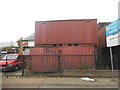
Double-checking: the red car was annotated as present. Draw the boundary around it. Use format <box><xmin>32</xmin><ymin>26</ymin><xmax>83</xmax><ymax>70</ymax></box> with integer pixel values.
<box><xmin>0</xmin><ymin>54</ymin><xmax>23</xmax><ymax>71</ymax></box>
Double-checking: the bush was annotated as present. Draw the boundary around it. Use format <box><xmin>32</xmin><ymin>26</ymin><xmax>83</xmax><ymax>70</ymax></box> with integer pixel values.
<box><xmin>79</xmin><ymin>62</ymin><xmax>91</xmax><ymax>70</ymax></box>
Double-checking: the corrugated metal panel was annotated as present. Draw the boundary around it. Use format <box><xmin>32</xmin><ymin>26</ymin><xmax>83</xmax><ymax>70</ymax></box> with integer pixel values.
<box><xmin>60</xmin><ymin>56</ymin><xmax>95</xmax><ymax>70</ymax></box>
<box><xmin>31</xmin><ymin>56</ymin><xmax>58</xmax><ymax>72</ymax></box>
<box><xmin>30</xmin><ymin>46</ymin><xmax>95</xmax><ymax>72</ymax></box>
<box><xmin>30</xmin><ymin>55</ymin><xmax>95</xmax><ymax>72</ymax></box>
<box><xmin>30</xmin><ymin>45</ymin><xmax>95</xmax><ymax>55</ymax></box>
<box><xmin>35</xmin><ymin>19</ymin><xmax>98</xmax><ymax>46</ymax></box>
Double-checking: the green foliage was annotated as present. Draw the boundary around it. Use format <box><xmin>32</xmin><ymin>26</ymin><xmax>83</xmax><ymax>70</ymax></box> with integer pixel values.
<box><xmin>16</xmin><ymin>37</ymin><xmax>23</xmax><ymax>47</ymax></box>
<box><xmin>79</xmin><ymin>62</ymin><xmax>91</xmax><ymax>70</ymax></box>
<box><xmin>2</xmin><ymin>46</ymin><xmax>18</xmax><ymax>51</ymax></box>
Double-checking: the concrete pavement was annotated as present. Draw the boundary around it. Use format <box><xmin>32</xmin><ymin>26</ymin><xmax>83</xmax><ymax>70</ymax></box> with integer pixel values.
<box><xmin>2</xmin><ymin>77</ymin><xmax>118</xmax><ymax>88</ymax></box>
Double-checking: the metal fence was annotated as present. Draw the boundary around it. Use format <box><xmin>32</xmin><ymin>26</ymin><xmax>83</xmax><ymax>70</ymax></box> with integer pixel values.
<box><xmin>22</xmin><ymin>53</ymin><xmax>120</xmax><ymax>74</ymax></box>
<box><xmin>0</xmin><ymin>54</ymin><xmax>119</xmax><ymax>77</ymax></box>
<box><xmin>21</xmin><ymin>55</ymin><xmax>97</xmax><ymax>75</ymax></box>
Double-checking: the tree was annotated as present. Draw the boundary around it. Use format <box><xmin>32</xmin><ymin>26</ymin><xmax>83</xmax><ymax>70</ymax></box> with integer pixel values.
<box><xmin>16</xmin><ymin>37</ymin><xmax>23</xmax><ymax>47</ymax></box>
<box><xmin>2</xmin><ymin>46</ymin><xmax>18</xmax><ymax>51</ymax></box>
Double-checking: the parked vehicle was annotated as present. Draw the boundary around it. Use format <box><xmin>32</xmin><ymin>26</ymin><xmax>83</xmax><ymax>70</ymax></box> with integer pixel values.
<box><xmin>0</xmin><ymin>51</ymin><xmax>7</xmax><ymax>60</ymax></box>
<box><xmin>0</xmin><ymin>54</ymin><xmax>23</xmax><ymax>71</ymax></box>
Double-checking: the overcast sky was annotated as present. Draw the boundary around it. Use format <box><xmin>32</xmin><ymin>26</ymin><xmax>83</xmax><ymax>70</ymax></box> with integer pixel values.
<box><xmin>0</xmin><ymin>0</ymin><xmax>119</xmax><ymax>43</ymax></box>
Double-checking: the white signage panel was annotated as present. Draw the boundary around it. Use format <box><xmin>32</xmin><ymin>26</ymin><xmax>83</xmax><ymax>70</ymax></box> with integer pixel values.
<box><xmin>28</xmin><ymin>41</ymin><xmax>34</xmax><ymax>47</ymax></box>
<box><xmin>106</xmin><ymin>33</ymin><xmax>119</xmax><ymax>47</ymax></box>
<box><xmin>23</xmin><ymin>49</ymin><xmax>30</xmax><ymax>55</ymax></box>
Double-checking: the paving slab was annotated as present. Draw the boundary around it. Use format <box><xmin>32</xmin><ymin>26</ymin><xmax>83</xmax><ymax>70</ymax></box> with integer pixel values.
<box><xmin>1</xmin><ymin>77</ymin><xmax>118</xmax><ymax>88</ymax></box>
<box><xmin>40</xmin><ymin>77</ymin><xmax>118</xmax><ymax>88</ymax></box>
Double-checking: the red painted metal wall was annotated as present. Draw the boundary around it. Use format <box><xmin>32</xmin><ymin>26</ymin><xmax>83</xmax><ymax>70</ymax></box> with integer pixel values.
<box><xmin>30</xmin><ymin>45</ymin><xmax>95</xmax><ymax>55</ymax></box>
<box><xmin>60</xmin><ymin>56</ymin><xmax>95</xmax><ymax>70</ymax></box>
<box><xmin>35</xmin><ymin>19</ymin><xmax>98</xmax><ymax>46</ymax></box>
<box><xmin>31</xmin><ymin>56</ymin><xmax>58</xmax><ymax>72</ymax></box>
<box><xmin>30</xmin><ymin>46</ymin><xmax>95</xmax><ymax>72</ymax></box>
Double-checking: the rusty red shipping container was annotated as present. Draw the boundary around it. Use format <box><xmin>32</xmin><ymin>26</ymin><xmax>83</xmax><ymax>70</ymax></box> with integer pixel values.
<box><xmin>60</xmin><ymin>56</ymin><xmax>95</xmax><ymax>71</ymax></box>
<box><xmin>35</xmin><ymin>19</ymin><xmax>98</xmax><ymax>46</ymax></box>
<box><xmin>30</xmin><ymin>46</ymin><xmax>95</xmax><ymax>72</ymax></box>
<box><xmin>31</xmin><ymin>56</ymin><xmax>58</xmax><ymax>72</ymax></box>
<box><xmin>30</xmin><ymin>45</ymin><xmax>95</xmax><ymax>55</ymax></box>
<box><xmin>31</xmin><ymin>56</ymin><xmax>95</xmax><ymax>72</ymax></box>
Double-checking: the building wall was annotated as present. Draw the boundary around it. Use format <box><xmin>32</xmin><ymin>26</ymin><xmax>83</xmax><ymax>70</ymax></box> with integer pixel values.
<box><xmin>19</xmin><ymin>40</ymin><xmax>34</xmax><ymax>54</ymax></box>
<box><xmin>98</xmin><ymin>22</ymin><xmax>111</xmax><ymax>48</ymax></box>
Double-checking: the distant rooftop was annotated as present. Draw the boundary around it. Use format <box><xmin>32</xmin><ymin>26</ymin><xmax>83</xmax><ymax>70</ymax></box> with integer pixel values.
<box><xmin>22</xmin><ymin>34</ymin><xmax>34</xmax><ymax>41</ymax></box>
<box><xmin>98</xmin><ymin>22</ymin><xmax>111</xmax><ymax>24</ymax></box>
<box><xmin>98</xmin><ymin>22</ymin><xmax>111</xmax><ymax>29</ymax></box>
